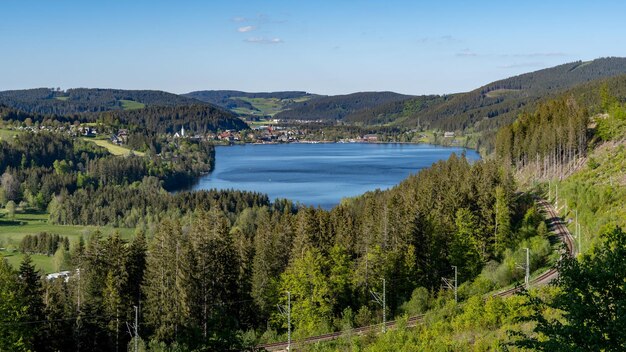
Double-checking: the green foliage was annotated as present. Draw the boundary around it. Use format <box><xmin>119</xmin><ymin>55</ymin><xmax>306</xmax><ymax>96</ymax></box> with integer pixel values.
<box><xmin>363</xmin><ymin>57</ymin><xmax>626</xmax><ymax>133</ymax></box>
<box><xmin>597</xmin><ymin>101</ymin><xmax>626</xmax><ymax>141</ymax></box>
<box><xmin>0</xmin><ymin>87</ymin><xmax>203</xmax><ymax>115</ymax></box>
<box><xmin>494</xmin><ymin>185</ymin><xmax>512</xmax><ymax>255</ymax></box>
<box><xmin>142</xmin><ymin>219</ymin><xmax>188</xmax><ymax>343</ymax></box>
<box><xmin>399</xmin><ymin>286</ymin><xmax>432</xmax><ymax>316</ymax></box>
<box><xmin>450</xmin><ymin>208</ymin><xmax>483</xmax><ymax>279</ymax></box>
<box><xmin>556</xmin><ymin>140</ymin><xmax>626</xmax><ymax>251</ymax></box>
<box><xmin>0</xmin><ymin>259</ymin><xmax>29</xmax><ymax>351</ymax></box>
<box><xmin>119</xmin><ymin>99</ymin><xmax>146</xmax><ymax>110</ymax></box>
<box><xmin>5</xmin><ymin>199</ymin><xmax>16</xmax><ymax>218</ymax></box>
<box><xmin>101</xmin><ymin>104</ymin><xmax>248</xmax><ymax>134</ymax></box>
<box><xmin>495</xmin><ymin>95</ymin><xmax>588</xmax><ymax>174</ymax></box>
<box><xmin>279</xmin><ymin>247</ymin><xmax>333</xmax><ymax>337</ymax></box>
<box><xmin>514</xmin><ymin>226</ymin><xmax>626</xmax><ymax>351</ymax></box>
<box><xmin>274</xmin><ymin>92</ymin><xmax>412</xmax><ymax>122</ymax></box>
<box><xmin>19</xmin><ymin>232</ymin><xmax>69</xmax><ymax>256</ymax></box>
<box><xmin>53</xmin><ymin>245</ymin><xmax>69</xmax><ymax>272</ymax></box>
<box><xmin>185</xmin><ymin>90</ymin><xmax>315</xmax><ymax>117</ymax></box>
<box><xmin>481</xmin><ymin>235</ymin><xmax>553</xmax><ymax>288</ymax></box>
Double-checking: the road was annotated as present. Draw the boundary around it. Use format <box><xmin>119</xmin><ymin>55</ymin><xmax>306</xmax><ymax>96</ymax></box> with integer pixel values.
<box><xmin>258</xmin><ymin>197</ymin><xmax>575</xmax><ymax>351</ymax></box>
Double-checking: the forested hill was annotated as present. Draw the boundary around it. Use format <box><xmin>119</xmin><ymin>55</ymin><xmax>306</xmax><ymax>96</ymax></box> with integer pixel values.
<box><xmin>184</xmin><ymin>90</ymin><xmax>313</xmax><ymax>107</ymax></box>
<box><xmin>274</xmin><ymin>91</ymin><xmax>414</xmax><ymax>121</ymax></box>
<box><xmin>1</xmin><ymin>103</ymin><xmax>248</xmax><ymax>134</ymax></box>
<box><xmin>98</xmin><ymin>105</ymin><xmax>249</xmax><ymax>134</ymax></box>
<box><xmin>0</xmin><ymin>88</ymin><xmax>206</xmax><ymax>115</ymax></box>
<box><xmin>390</xmin><ymin>57</ymin><xmax>626</xmax><ymax>131</ymax></box>
<box><xmin>183</xmin><ymin>90</ymin><xmax>318</xmax><ymax>117</ymax></box>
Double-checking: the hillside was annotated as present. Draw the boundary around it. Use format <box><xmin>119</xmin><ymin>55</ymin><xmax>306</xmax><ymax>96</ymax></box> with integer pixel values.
<box><xmin>274</xmin><ymin>91</ymin><xmax>414</xmax><ymax>121</ymax></box>
<box><xmin>98</xmin><ymin>104</ymin><xmax>249</xmax><ymax>134</ymax></box>
<box><xmin>305</xmin><ymin>67</ymin><xmax>626</xmax><ymax>352</ymax></box>
<box><xmin>183</xmin><ymin>90</ymin><xmax>316</xmax><ymax>117</ymax></box>
<box><xmin>343</xmin><ymin>94</ymin><xmax>449</xmax><ymax>125</ymax></box>
<box><xmin>393</xmin><ymin>57</ymin><xmax>626</xmax><ymax>131</ymax></box>
<box><xmin>0</xmin><ymin>88</ymin><xmax>206</xmax><ymax>115</ymax></box>
<box><xmin>0</xmin><ymin>102</ymin><xmax>247</xmax><ymax>134</ymax></box>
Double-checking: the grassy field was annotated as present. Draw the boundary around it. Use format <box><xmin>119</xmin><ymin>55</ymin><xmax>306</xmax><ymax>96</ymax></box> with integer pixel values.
<box><xmin>119</xmin><ymin>99</ymin><xmax>146</xmax><ymax>110</ymax></box>
<box><xmin>247</xmin><ymin>119</ymin><xmax>280</xmax><ymax>126</ymax></box>
<box><xmin>0</xmin><ymin>209</ymin><xmax>135</xmax><ymax>273</ymax></box>
<box><xmin>54</xmin><ymin>96</ymin><xmax>69</xmax><ymax>101</ymax></box>
<box><xmin>1</xmin><ymin>251</ymin><xmax>56</xmax><ymax>273</ymax></box>
<box><xmin>0</xmin><ymin>128</ymin><xmax>22</xmax><ymax>141</ymax></box>
<box><xmin>83</xmin><ymin>138</ymin><xmax>145</xmax><ymax>156</ymax></box>
<box><xmin>484</xmin><ymin>89</ymin><xmax>521</xmax><ymax>98</ymax></box>
<box><xmin>234</xmin><ymin>96</ymin><xmax>314</xmax><ymax>117</ymax></box>
<box><xmin>554</xmin><ymin>140</ymin><xmax>626</xmax><ymax>254</ymax></box>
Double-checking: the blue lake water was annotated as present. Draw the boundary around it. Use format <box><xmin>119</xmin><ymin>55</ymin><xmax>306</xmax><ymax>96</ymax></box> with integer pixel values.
<box><xmin>191</xmin><ymin>143</ymin><xmax>480</xmax><ymax>209</ymax></box>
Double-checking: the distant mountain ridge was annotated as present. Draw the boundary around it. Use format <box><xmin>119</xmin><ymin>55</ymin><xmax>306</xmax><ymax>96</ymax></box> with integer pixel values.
<box><xmin>390</xmin><ymin>57</ymin><xmax>626</xmax><ymax>131</ymax></box>
<box><xmin>0</xmin><ymin>88</ymin><xmax>249</xmax><ymax>133</ymax></box>
<box><xmin>4</xmin><ymin>57</ymin><xmax>626</xmax><ymax>132</ymax></box>
<box><xmin>184</xmin><ymin>90</ymin><xmax>313</xmax><ymax>103</ymax></box>
<box><xmin>184</xmin><ymin>90</ymin><xmax>318</xmax><ymax>117</ymax></box>
<box><xmin>0</xmin><ymin>88</ymin><xmax>207</xmax><ymax>115</ymax></box>
<box><xmin>261</xmin><ymin>57</ymin><xmax>626</xmax><ymax>130</ymax></box>
<box><xmin>274</xmin><ymin>91</ymin><xmax>414</xmax><ymax>121</ymax></box>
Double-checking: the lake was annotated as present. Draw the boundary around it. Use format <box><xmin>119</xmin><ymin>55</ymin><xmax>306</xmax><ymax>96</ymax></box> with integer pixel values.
<box><xmin>191</xmin><ymin>143</ymin><xmax>480</xmax><ymax>209</ymax></box>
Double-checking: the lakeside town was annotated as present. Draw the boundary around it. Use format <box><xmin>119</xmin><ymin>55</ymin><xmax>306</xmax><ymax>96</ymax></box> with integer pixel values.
<box><xmin>5</xmin><ymin>119</ymin><xmax>466</xmax><ymax>147</ymax></box>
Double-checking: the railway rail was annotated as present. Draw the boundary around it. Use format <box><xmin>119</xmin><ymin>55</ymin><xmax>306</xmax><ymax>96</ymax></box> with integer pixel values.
<box><xmin>258</xmin><ymin>197</ymin><xmax>575</xmax><ymax>351</ymax></box>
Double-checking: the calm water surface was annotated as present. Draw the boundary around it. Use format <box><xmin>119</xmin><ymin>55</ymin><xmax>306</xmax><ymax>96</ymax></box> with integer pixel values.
<box><xmin>191</xmin><ymin>143</ymin><xmax>480</xmax><ymax>209</ymax></box>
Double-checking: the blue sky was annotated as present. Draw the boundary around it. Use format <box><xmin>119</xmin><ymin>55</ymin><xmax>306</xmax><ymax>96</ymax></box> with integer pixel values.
<box><xmin>1</xmin><ymin>0</ymin><xmax>625</xmax><ymax>95</ymax></box>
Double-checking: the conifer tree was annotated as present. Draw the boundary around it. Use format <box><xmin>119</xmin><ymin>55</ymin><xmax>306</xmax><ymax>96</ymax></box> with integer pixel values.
<box><xmin>494</xmin><ymin>186</ymin><xmax>511</xmax><ymax>255</ymax></box>
<box><xmin>188</xmin><ymin>208</ymin><xmax>239</xmax><ymax>342</ymax></box>
<box><xmin>17</xmin><ymin>254</ymin><xmax>45</xmax><ymax>350</ymax></box>
<box><xmin>251</xmin><ymin>208</ymin><xmax>281</xmax><ymax>318</ymax></box>
<box><xmin>142</xmin><ymin>219</ymin><xmax>190</xmax><ymax>343</ymax></box>
<box><xmin>0</xmin><ymin>259</ymin><xmax>29</xmax><ymax>352</ymax></box>
<box><xmin>449</xmin><ymin>208</ymin><xmax>482</xmax><ymax>279</ymax></box>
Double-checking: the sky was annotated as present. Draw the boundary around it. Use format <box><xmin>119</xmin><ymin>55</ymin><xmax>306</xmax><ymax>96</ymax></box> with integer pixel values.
<box><xmin>1</xmin><ymin>0</ymin><xmax>626</xmax><ymax>95</ymax></box>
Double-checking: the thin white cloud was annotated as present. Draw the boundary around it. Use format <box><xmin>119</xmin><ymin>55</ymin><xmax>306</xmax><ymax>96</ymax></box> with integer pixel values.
<box><xmin>238</xmin><ymin>26</ymin><xmax>256</xmax><ymax>33</ymax></box>
<box><xmin>498</xmin><ymin>62</ymin><xmax>544</xmax><ymax>69</ymax></box>
<box><xmin>417</xmin><ymin>35</ymin><xmax>462</xmax><ymax>44</ymax></box>
<box><xmin>232</xmin><ymin>17</ymin><xmax>247</xmax><ymax>23</ymax></box>
<box><xmin>245</xmin><ymin>37</ymin><xmax>283</xmax><ymax>44</ymax></box>
<box><xmin>456</xmin><ymin>48</ymin><xmax>477</xmax><ymax>57</ymax></box>
<box><xmin>501</xmin><ymin>52</ymin><xmax>567</xmax><ymax>58</ymax></box>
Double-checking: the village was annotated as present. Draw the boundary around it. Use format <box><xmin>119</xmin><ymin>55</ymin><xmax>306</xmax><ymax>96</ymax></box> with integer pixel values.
<box><xmin>8</xmin><ymin>122</ymin><xmax>388</xmax><ymax>144</ymax></box>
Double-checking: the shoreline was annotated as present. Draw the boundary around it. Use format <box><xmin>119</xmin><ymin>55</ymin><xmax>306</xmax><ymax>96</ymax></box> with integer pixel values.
<box><xmin>212</xmin><ymin>140</ymin><xmax>483</xmax><ymax>158</ymax></box>
<box><xmin>174</xmin><ymin>142</ymin><xmax>482</xmax><ymax>206</ymax></box>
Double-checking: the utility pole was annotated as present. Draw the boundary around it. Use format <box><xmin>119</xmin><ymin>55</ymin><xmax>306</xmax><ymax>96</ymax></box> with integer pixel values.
<box><xmin>548</xmin><ymin>180</ymin><xmax>551</xmax><ymax>201</ymax></box>
<box><xmin>442</xmin><ymin>267</ymin><xmax>457</xmax><ymax>303</ymax></box>
<box><xmin>555</xmin><ymin>184</ymin><xmax>559</xmax><ymax>210</ymax></box>
<box><xmin>453</xmin><ymin>266</ymin><xmax>458</xmax><ymax>303</ymax></box>
<box><xmin>134</xmin><ymin>305</ymin><xmax>139</xmax><ymax>352</ymax></box>
<box><xmin>382</xmin><ymin>278</ymin><xmax>386</xmax><ymax>333</ymax></box>
<box><xmin>578</xmin><ymin>224</ymin><xmax>582</xmax><ymax>255</ymax></box>
<box><xmin>494</xmin><ymin>206</ymin><xmax>498</xmax><ymax>250</ymax></box>
<box><xmin>575</xmin><ymin>209</ymin><xmax>579</xmax><ymax>254</ymax></box>
<box><xmin>525</xmin><ymin>248</ymin><xmax>530</xmax><ymax>290</ymax></box>
<box><xmin>288</xmin><ymin>291</ymin><xmax>291</xmax><ymax>351</ymax></box>
<box><xmin>370</xmin><ymin>279</ymin><xmax>386</xmax><ymax>333</ymax></box>
<box><xmin>77</xmin><ymin>268</ymin><xmax>81</xmax><ymax>311</ymax></box>
<box><xmin>278</xmin><ymin>292</ymin><xmax>291</xmax><ymax>351</ymax></box>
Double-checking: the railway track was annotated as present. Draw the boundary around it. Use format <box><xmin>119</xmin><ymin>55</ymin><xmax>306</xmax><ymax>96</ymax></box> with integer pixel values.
<box><xmin>493</xmin><ymin>197</ymin><xmax>575</xmax><ymax>297</ymax></box>
<box><xmin>258</xmin><ymin>197</ymin><xmax>575</xmax><ymax>351</ymax></box>
<box><xmin>258</xmin><ymin>315</ymin><xmax>426</xmax><ymax>351</ymax></box>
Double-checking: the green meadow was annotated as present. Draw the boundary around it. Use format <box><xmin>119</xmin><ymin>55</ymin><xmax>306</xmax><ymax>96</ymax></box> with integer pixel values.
<box><xmin>119</xmin><ymin>99</ymin><xmax>146</xmax><ymax>110</ymax></box>
<box><xmin>0</xmin><ymin>209</ymin><xmax>135</xmax><ymax>273</ymax></box>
